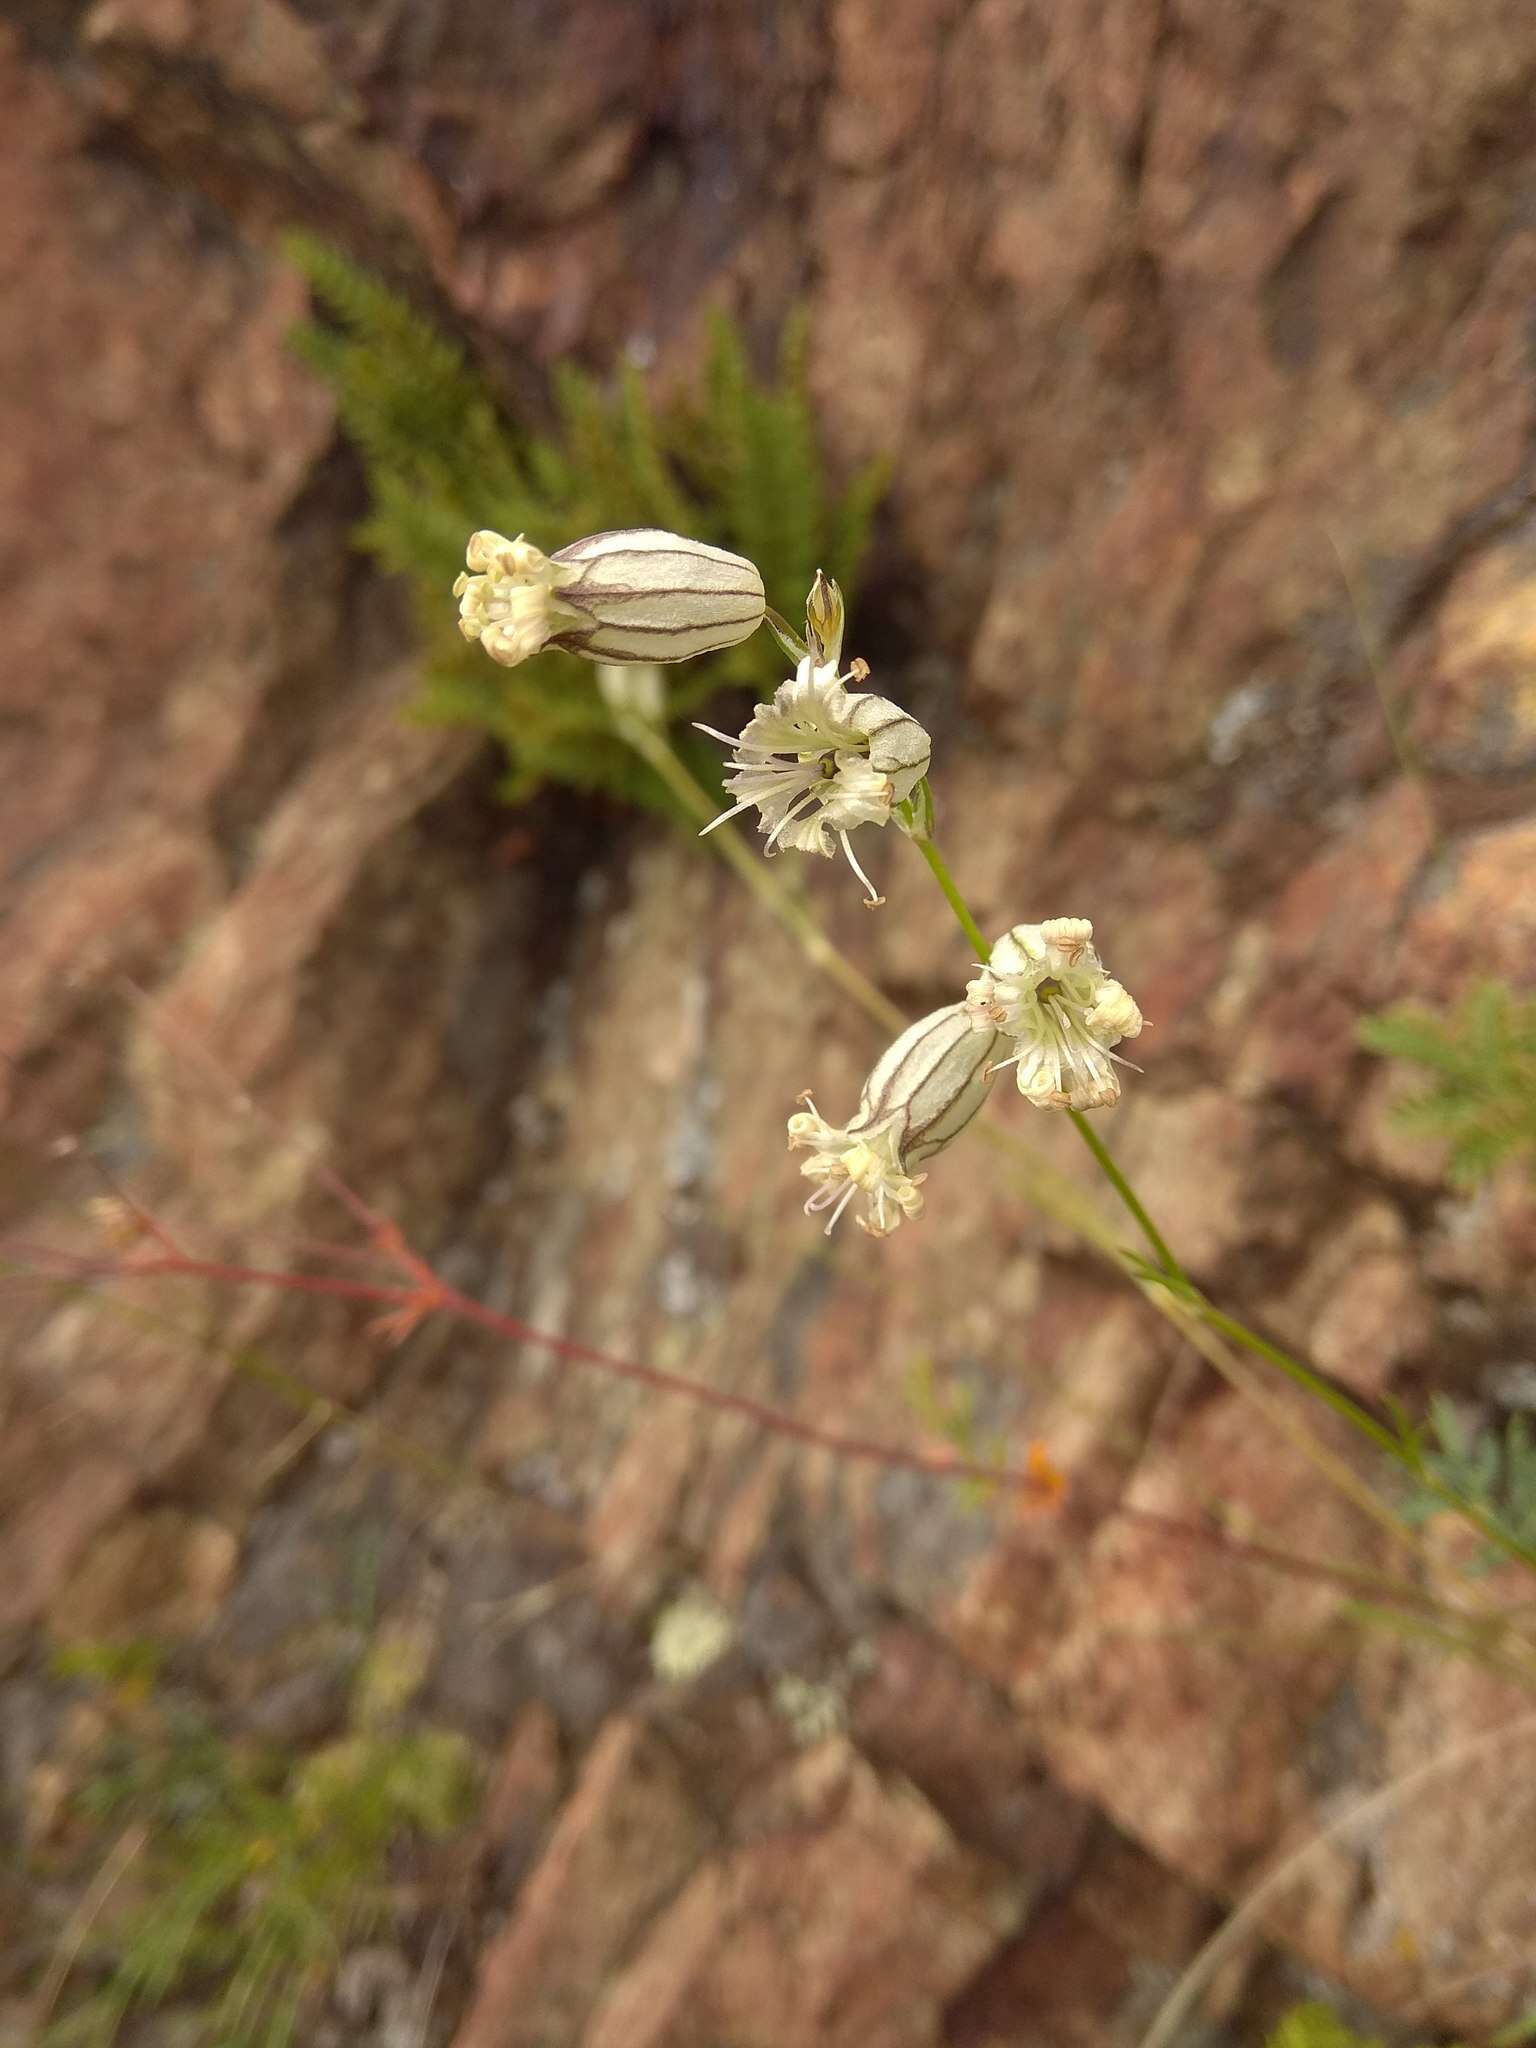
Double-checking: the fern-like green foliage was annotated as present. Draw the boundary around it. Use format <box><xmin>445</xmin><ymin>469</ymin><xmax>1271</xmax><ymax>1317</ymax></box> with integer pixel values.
<box><xmin>1359</xmin><ymin>981</ymin><xmax>1536</xmax><ymax>1186</ymax></box>
<box><xmin>283</xmin><ymin>233</ymin><xmax>887</xmax><ymax>813</ymax></box>
<box><xmin>41</xmin><ymin>1664</ymin><xmax>476</xmax><ymax>2048</ymax></box>
<box><xmin>1265</xmin><ymin>2008</ymin><xmax>1386</xmax><ymax>2048</ymax></box>
<box><xmin>1397</xmin><ymin>1394</ymin><xmax>1536</xmax><ymax>1575</ymax></box>
<box><xmin>1266</xmin><ymin>1999</ymin><xmax>1536</xmax><ymax>2048</ymax></box>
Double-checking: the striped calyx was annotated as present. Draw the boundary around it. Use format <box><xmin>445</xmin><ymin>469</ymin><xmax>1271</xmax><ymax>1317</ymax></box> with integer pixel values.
<box><xmin>454</xmin><ymin>528</ymin><xmax>764</xmax><ymax>670</ymax></box>
<box><xmin>548</xmin><ymin>531</ymin><xmax>765</xmax><ymax>663</ymax></box>
<box><xmin>857</xmin><ymin>1003</ymin><xmax>1004</xmax><ymax>1165</ymax></box>
<box><xmin>788</xmin><ymin>1003</ymin><xmax>1003</xmax><ymax>1237</ymax></box>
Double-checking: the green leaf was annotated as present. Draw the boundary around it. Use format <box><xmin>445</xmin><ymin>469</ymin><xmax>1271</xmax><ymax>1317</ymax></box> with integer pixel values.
<box><xmin>1397</xmin><ymin>1399</ymin><xmax>1536</xmax><ymax>1573</ymax></box>
<box><xmin>1359</xmin><ymin>982</ymin><xmax>1536</xmax><ymax>1186</ymax></box>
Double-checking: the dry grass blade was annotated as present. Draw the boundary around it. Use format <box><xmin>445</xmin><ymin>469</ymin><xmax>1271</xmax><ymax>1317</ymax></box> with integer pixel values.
<box><xmin>1136</xmin><ymin>1710</ymin><xmax>1536</xmax><ymax>2048</ymax></box>
<box><xmin>30</xmin><ymin>1822</ymin><xmax>148</xmax><ymax>2036</ymax></box>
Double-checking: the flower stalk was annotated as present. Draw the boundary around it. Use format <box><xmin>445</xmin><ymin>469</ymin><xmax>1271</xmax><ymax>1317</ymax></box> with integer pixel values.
<box><xmin>449</xmin><ymin>524</ymin><xmax>1485</xmax><ymax>1572</ymax></box>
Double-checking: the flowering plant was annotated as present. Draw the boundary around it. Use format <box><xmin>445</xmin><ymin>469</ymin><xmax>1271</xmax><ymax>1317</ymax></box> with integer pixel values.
<box><xmin>455</xmin><ymin>530</ymin><xmax>1148</xmax><ymax>1236</ymax></box>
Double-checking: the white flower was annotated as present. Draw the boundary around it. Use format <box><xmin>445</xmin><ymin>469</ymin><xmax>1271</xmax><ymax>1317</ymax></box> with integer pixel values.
<box><xmin>696</xmin><ymin>574</ymin><xmax>930</xmax><ymax>906</ymax></box>
<box><xmin>788</xmin><ymin>1103</ymin><xmax>928</xmax><ymax>1237</ymax></box>
<box><xmin>788</xmin><ymin>1003</ymin><xmax>1002</xmax><ymax>1236</ymax></box>
<box><xmin>965</xmin><ymin>918</ymin><xmax>1144</xmax><ymax>1111</ymax></box>
<box><xmin>454</xmin><ymin>528</ymin><xmax>764</xmax><ymax>669</ymax></box>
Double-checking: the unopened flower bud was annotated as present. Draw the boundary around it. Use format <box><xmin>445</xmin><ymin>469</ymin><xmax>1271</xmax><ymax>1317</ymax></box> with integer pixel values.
<box><xmin>788</xmin><ymin>1003</ymin><xmax>1002</xmax><ymax>1236</ymax></box>
<box><xmin>454</xmin><ymin>528</ymin><xmax>765</xmax><ymax>670</ymax></box>
<box><xmin>805</xmin><ymin>570</ymin><xmax>845</xmax><ymax>667</ymax></box>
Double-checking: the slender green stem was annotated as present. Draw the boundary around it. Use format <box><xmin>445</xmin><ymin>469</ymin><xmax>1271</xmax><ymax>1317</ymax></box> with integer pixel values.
<box><xmin>913</xmin><ymin>825</ymin><xmax>1192</xmax><ymax>1288</ymax></box>
<box><xmin>1197</xmin><ymin>1302</ymin><xmax>1402</xmax><ymax>1459</ymax></box>
<box><xmin>633</xmin><ymin>718</ymin><xmax>1531</xmax><ymax>1583</ymax></box>
<box><xmin>1184</xmin><ymin>1308</ymin><xmax>1532</xmax><ymax>1567</ymax></box>
<box><xmin>912</xmin><ymin>834</ymin><xmax>991</xmax><ymax>961</ymax></box>
<box><xmin>904</xmin><ymin>823</ymin><xmax>1444</xmax><ymax>1530</ymax></box>
<box><xmin>1066</xmin><ymin>1106</ymin><xmax>1189</xmax><ymax>1289</ymax></box>
<box><xmin>628</xmin><ymin>728</ymin><xmax>1175</xmax><ymax>1290</ymax></box>
<box><xmin>617</xmin><ymin>713</ymin><xmax>904</xmax><ymax>1033</ymax></box>
<box><xmin>1157</xmin><ymin>1287</ymin><xmax>1427</xmax><ymax>1555</ymax></box>
<box><xmin>1339</xmin><ymin>1601</ymin><xmax>1536</xmax><ymax>1688</ymax></box>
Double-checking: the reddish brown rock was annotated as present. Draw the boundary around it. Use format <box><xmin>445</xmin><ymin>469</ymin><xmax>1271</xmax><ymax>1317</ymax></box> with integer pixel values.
<box><xmin>1401</xmin><ymin>529</ymin><xmax>1536</xmax><ymax>823</ymax></box>
<box><xmin>1345</xmin><ymin>1063</ymin><xmax>1460</xmax><ymax>1188</ymax></box>
<box><xmin>1100</xmin><ymin>1090</ymin><xmax>1258</xmax><ymax>1277</ymax></box>
<box><xmin>1422</xmin><ymin>1169</ymin><xmax>1536</xmax><ymax>1301</ymax></box>
<box><xmin>476</xmin><ymin>1702</ymin><xmax>564</xmax><ymax>1903</ymax></box>
<box><xmin>1367</xmin><ymin>1618</ymin><xmax>1536</xmax><ymax>2038</ymax></box>
<box><xmin>45</xmin><ymin>1508</ymin><xmax>239</xmax><ymax>1646</ymax></box>
<box><xmin>133</xmin><ymin>663</ymin><xmax>474</xmax><ymax>1220</ymax></box>
<box><xmin>0</xmin><ymin>21</ymin><xmax>332</xmax><ymax>1152</ymax></box>
<box><xmin>1267</xmin><ymin>1201</ymin><xmax>1434</xmax><ymax>1398</ymax></box>
<box><xmin>1392</xmin><ymin>816</ymin><xmax>1536</xmax><ymax>995</ymax></box>
<box><xmin>583</xmin><ymin>1739</ymin><xmax>1020</xmax><ymax>2048</ymax></box>
<box><xmin>1027</xmin><ymin>1391</ymin><xmax>1381</xmax><ymax>1892</ymax></box>
<box><xmin>451</xmin><ymin>1716</ymin><xmax>709</xmax><ymax>2048</ymax></box>
<box><xmin>0</xmin><ymin>1452</ymin><xmax>139</xmax><ymax>1649</ymax></box>
<box><xmin>0</xmin><ymin>1261</ymin><xmax>229</xmax><ymax>1644</ymax></box>
<box><xmin>80</xmin><ymin>0</ymin><xmax>453</xmax><ymax>262</ymax></box>
<box><xmin>947</xmin><ymin>1829</ymin><xmax>1217</xmax><ymax>2048</ymax></box>
<box><xmin>851</xmin><ymin>1619</ymin><xmax>1092</xmax><ymax>1881</ymax></box>
<box><xmin>6</xmin><ymin>0</ymin><xmax>1536</xmax><ymax>2041</ymax></box>
<box><xmin>1230</xmin><ymin>785</ymin><xmax>1437</xmax><ymax>1114</ymax></box>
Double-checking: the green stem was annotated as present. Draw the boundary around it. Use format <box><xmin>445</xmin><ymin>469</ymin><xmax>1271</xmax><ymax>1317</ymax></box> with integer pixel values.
<box><xmin>1198</xmin><ymin>1305</ymin><xmax>1536</xmax><ymax>1571</ymax></box>
<box><xmin>912</xmin><ymin>823</ymin><xmax>1191</xmax><ymax>1289</ymax></box>
<box><xmin>904</xmin><ymin>822</ymin><xmax>1434</xmax><ymax>1517</ymax></box>
<box><xmin>1066</xmin><ymin>1105</ymin><xmax>1190</xmax><ymax>1290</ymax></box>
<box><xmin>636</xmin><ymin>720</ymin><xmax>1525</xmax><ymax>1579</ymax></box>
<box><xmin>617</xmin><ymin>713</ymin><xmax>904</xmax><ymax>1034</ymax></box>
<box><xmin>1198</xmin><ymin>1301</ymin><xmax>1402</xmax><ymax>1459</ymax></box>
<box><xmin>912</xmin><ymin>834</ymin><xmax>991</xmax><ymax>961</ymax></box>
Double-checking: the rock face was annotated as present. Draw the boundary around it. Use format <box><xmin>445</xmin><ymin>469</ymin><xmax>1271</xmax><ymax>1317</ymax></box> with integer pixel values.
<box><xmin>4</xmin><ymin>1</ymin><xmax>1536</xmax><ymax>2042</ymax></box>
<box><xmin>456</xmin><ymin>1727</ymin><xmax>1018</xmax><ymax>2048</ymax></box>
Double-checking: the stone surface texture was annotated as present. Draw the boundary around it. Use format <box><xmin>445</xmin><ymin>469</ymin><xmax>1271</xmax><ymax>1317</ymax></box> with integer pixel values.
<box><xmin>3</xmin><ymin>0</ymin><xmax>1536</xmax><ymax>2041</ymax></box>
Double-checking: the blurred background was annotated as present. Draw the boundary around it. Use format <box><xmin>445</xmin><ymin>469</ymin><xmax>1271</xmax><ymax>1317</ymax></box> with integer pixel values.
<box><xmin>3</xmin><ymin>1</ymin><xmax>1536</xmax><ymax>2044</ymax></box>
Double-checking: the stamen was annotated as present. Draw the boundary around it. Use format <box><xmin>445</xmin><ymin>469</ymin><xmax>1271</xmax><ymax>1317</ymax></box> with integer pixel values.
<box><xmin>839</xmin><ymin>831</ymin><xmax>885</xmax><ymax>908</ymax></box>
<box><xmin>823</xmin><ymin>1177</ymin><xmax>861</xmax><ymax>1235</ymax></box>
<box><xmin>762</xmin><ymin>782</ymin><xmax>823</xmax><ymax>852</ymax></box>
<box><xmin>698</xmin><ymin>794</ymin><xmax>762</xmax><ymax>837</ymax></box>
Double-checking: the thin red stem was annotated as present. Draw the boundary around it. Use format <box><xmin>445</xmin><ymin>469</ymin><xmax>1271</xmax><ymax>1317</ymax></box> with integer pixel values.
<box><xmin>7</xmin><ymin>1235</ymin><xmax>1456</xmax><ymax>1608</ymax></box>
<box><xmin>21</xmin><ymin>1245</ymin><xmax>1056</xmax><ymax>1500</ymax></box>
